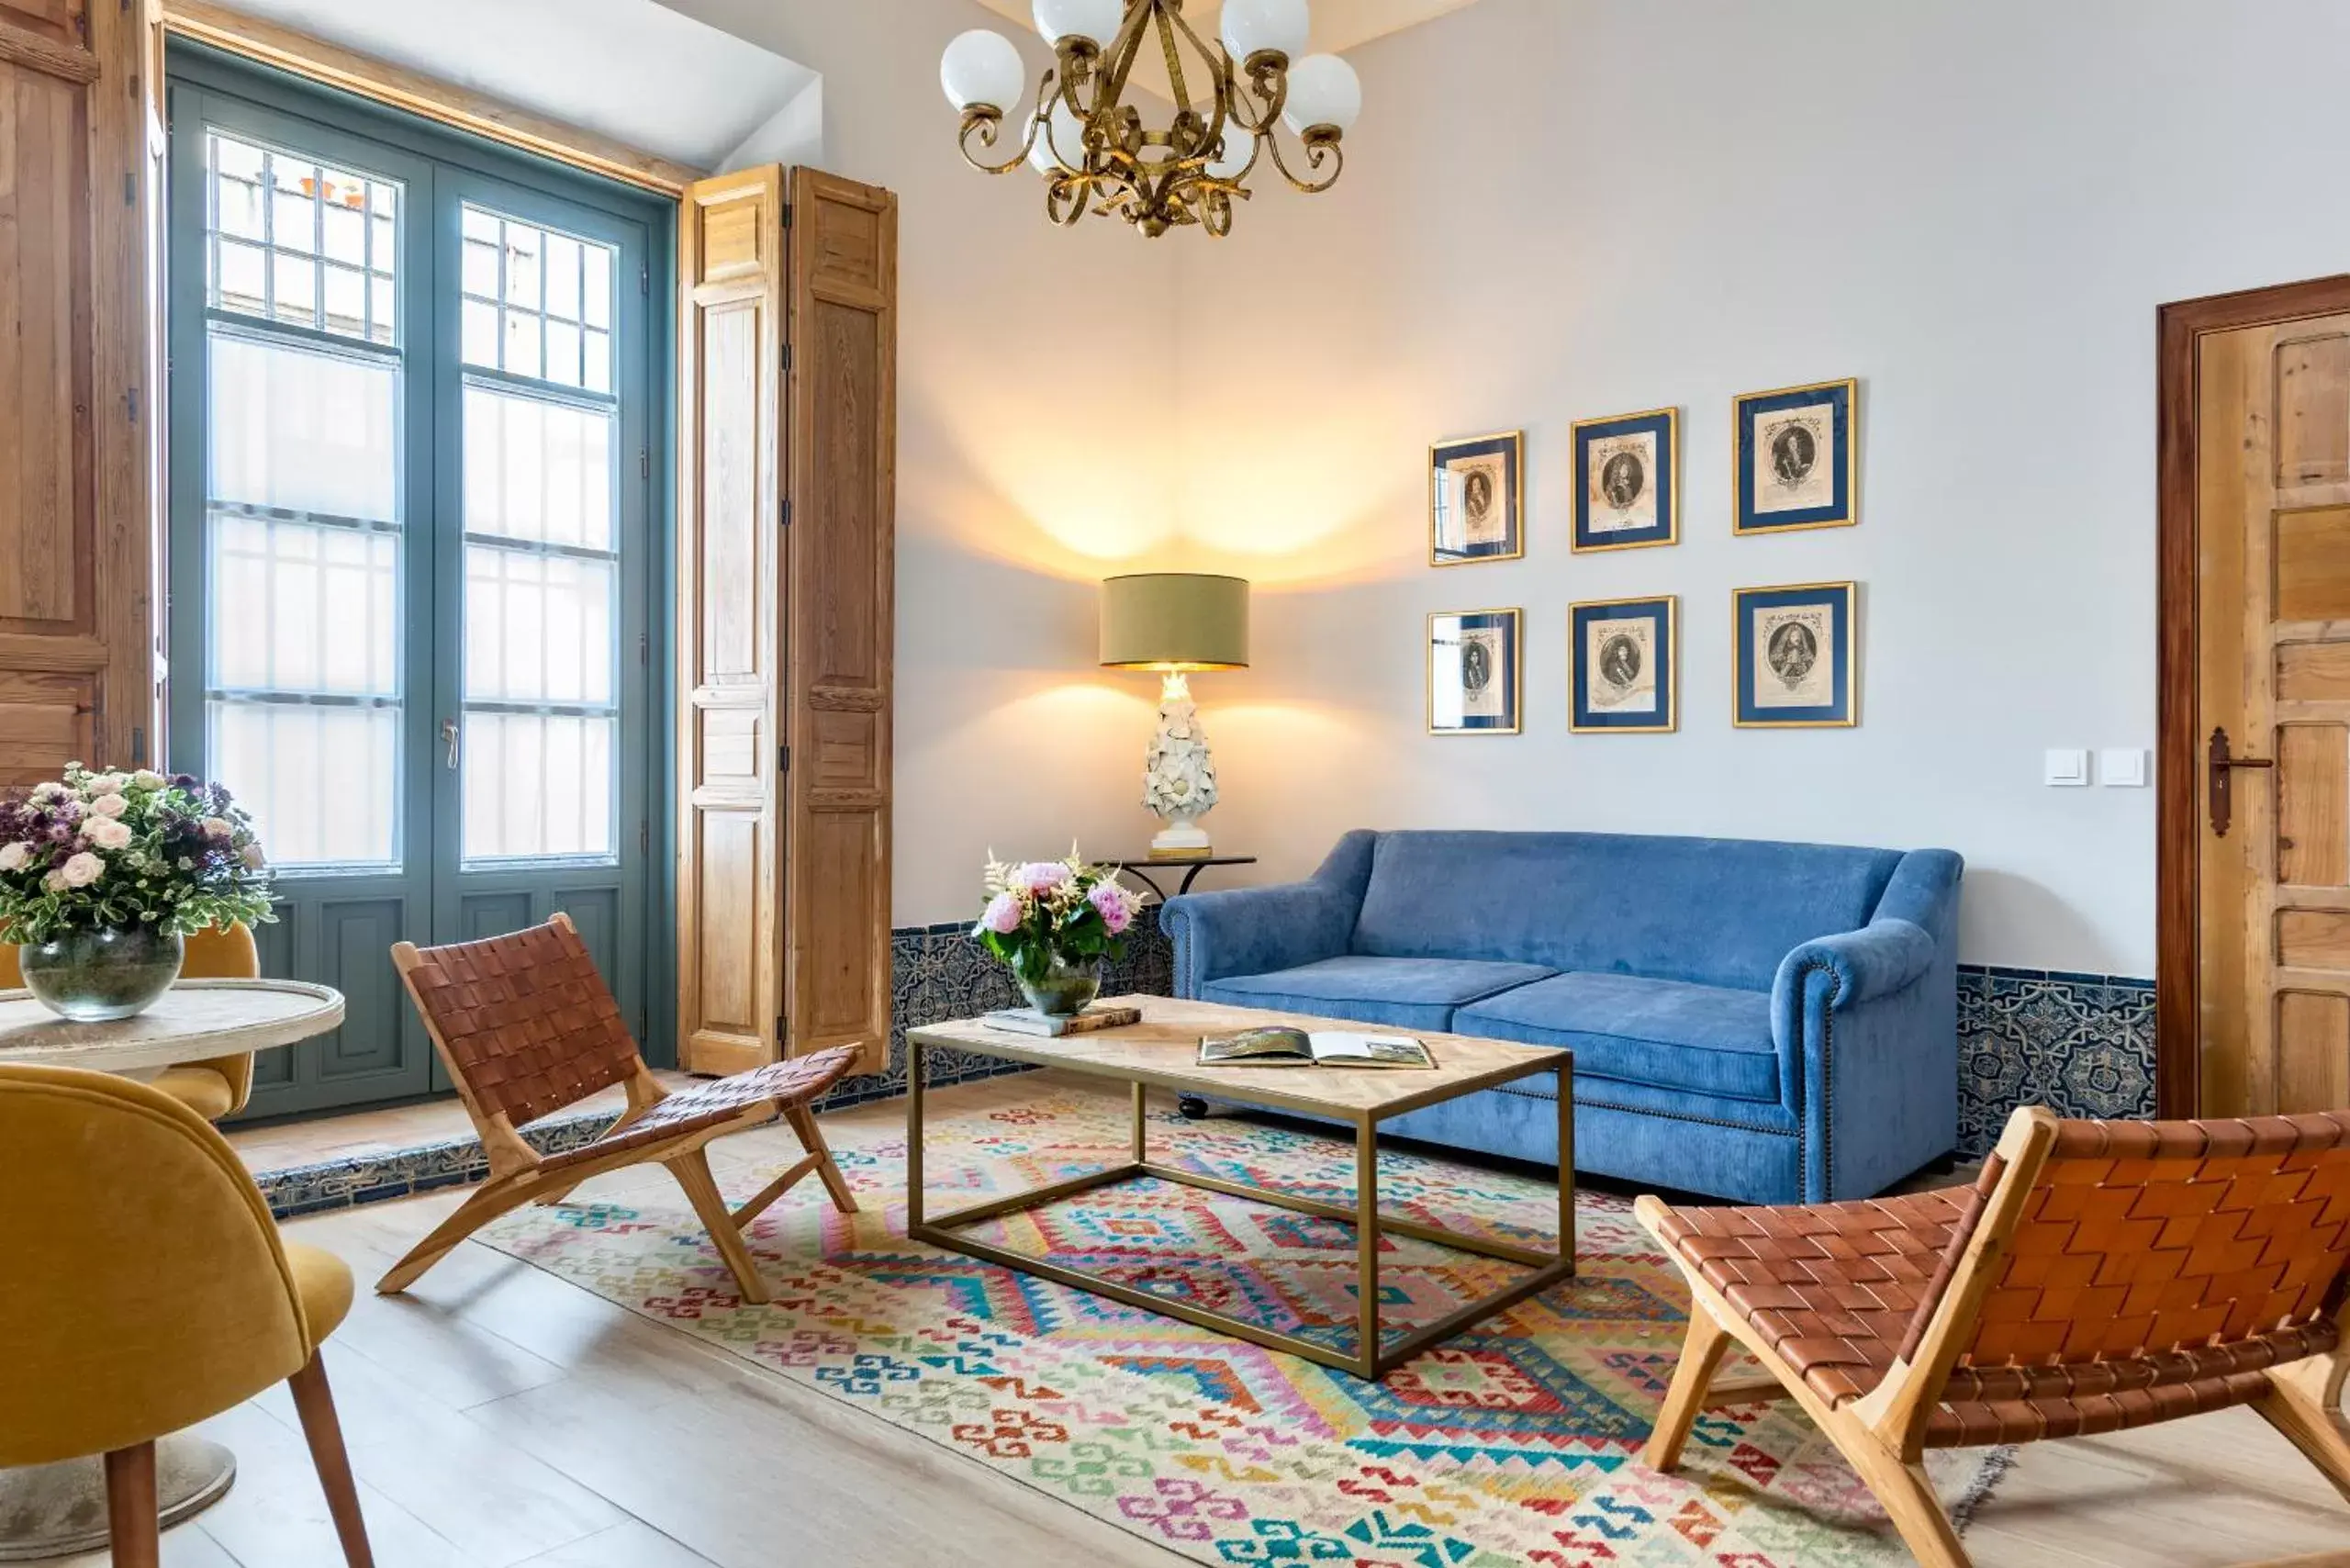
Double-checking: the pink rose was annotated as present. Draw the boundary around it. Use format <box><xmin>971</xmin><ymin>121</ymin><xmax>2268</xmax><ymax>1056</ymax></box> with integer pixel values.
<box><xmin>86</xmin><ymin>793</ymin><xmax>128</xmax><ymax>818</ymax></box>
<box><xmin>60</xmin><ymin>852</ymin><xmax>103</xmax><ymax>888</ymax></box>
<box><xmin>85</xmin><ymin>818</ymin><xmax>132</xmax><ymax>851</ymax></box>
<box><xmin>42</xmin><ymin>870</ymin><xmax>66</xmax><ymax>893</ymax></box>
<box><xmin>202</xmin><ymin>816</ymin><xmax>234</xmax><ymax>841</ymax></box>
<box><xmin>1013</xmin><ymin>861</ymin><xmax>1073</xmax><ymax>894</ymax></box>
<box><xmin>1088</xmin><ymin>880</ymin><xmax>1134</xmax><ymax>935</ymax></box>
<box><xmin>0</xmin><ymin>843</ymin><xmax>29</xmax><ymax>872</ymax></box>
<box><xmin>241</xmin><ymin>841</ymin><xmax>267</xmax><ymax>870</ymax></box>
<box><xmin>975</xmin><ymin>890</ymin><xmax>1024</xmax><ymax>935</ymax></box>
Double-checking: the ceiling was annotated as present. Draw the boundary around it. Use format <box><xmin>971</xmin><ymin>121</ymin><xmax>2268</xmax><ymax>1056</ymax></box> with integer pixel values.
<box><xmin>212</xmin><ymin>0</ymin><xmax>818</xmax><ymax>171</ymax></box>
<box><xmin>970</xmin><ymin>0</ymin><xmax>1481</xmax><ymax>98</ymax></box>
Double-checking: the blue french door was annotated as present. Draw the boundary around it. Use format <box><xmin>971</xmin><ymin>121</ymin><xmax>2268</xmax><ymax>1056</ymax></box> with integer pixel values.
<box><xmin>164</xmin><ymin>46</ymin><xmax>666</xmax><ymax>1116</ymax></box>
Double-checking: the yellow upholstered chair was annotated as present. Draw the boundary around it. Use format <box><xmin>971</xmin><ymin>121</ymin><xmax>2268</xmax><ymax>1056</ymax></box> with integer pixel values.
<box><xmin>0</xmin><ymin>923</ymin><xmax>261</xmax><ymax>1119</ymax></box>
<box><xmin>0</xmin><ymin>1065</ymin><xmax>373</xmax><ymax>1567</ymax></box>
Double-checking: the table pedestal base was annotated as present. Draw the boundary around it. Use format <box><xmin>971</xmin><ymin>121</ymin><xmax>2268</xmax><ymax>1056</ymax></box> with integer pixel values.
<box><xmin>0</xmin><ymin>1435</ymin><xmax>235</xmax><ymax>1560</ymax></box>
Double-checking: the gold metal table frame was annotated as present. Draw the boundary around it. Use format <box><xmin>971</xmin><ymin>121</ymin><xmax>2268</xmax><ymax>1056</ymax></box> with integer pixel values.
<box><xmin>904</xmin><ymin>1036</ymin><xmax>1574</xmax><ymax>1382</ymax></box>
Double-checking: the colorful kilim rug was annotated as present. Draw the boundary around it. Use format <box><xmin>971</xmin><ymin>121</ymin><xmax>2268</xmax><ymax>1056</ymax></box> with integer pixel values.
<box><xmin>480</xmin><ymin>1081</ymin><xmax>2010</xmax><ymax>1566</ymax></box>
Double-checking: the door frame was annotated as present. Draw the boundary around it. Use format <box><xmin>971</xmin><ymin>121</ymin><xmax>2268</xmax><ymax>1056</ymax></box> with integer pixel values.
<box><xmin>2155</xmin><ymin>273</ymin><xmax>2350</xmax><ymax>1117</ymax></box>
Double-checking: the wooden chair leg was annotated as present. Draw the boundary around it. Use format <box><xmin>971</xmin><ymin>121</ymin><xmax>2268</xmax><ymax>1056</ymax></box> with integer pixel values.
<box><xmin>375</xmin><ymin>1176</ymin><xmax>539</xmax><ymax>1294</ymax></box>
<box><xmin>1645</xmin><ymin>1304</ymin><xmax>1734</xmax><ymax>1472</ymax></box>
<box><xmin>287</xmin><ymin>1352</ymin><xmax>376</xmax><ymax>1567</ymax></box>
<box><xmin>667</xmin><ymin>1148</ymin><xmax>773</xmax><ymax>1305</ymax></box>
<box><xmin>1823</xmin><ymin>1422</ymin><xmax>1974</xmax><ymax>1568</ymax></box>
<box><xmin>104</xmin><ymin>1442</ymin><xmax>160</xmax><ymax>1568</ymax></box>
<box><xmin>785</xmin><ymin>1103</ymin><xmax>859</xmax><ymax>1215</ymax></box>
<box><xmin>2253</xmin><ymin>1353</ymin><xmax>2350</xmax><ymax>1504</ymax></box>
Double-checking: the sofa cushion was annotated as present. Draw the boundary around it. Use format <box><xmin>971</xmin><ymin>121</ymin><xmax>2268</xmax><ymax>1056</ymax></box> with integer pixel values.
<box><xmin>1454</xmin><ymin>971</ymin><xmax>1781</xmax><ymax>1103</ymax></box>
<box><xmin>1201</xmin><ymin>956</ymin><xmax>1555</xmax><ymax>1035</ymax></box>
<box><xmin>1349</xmin><ymin>831</ymin><xmax>1904</xmax><ymax>992</ymax></box>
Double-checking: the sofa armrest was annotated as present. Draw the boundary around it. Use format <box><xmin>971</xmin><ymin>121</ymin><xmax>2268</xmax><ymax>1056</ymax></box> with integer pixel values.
<box><xmin>1773</xmin><ymin>918</ymin><xmax>1937</xmax><ymax>1015</ymax></box>
<box><xmin>1159</xmin><ymin>881</ymin><xmax>1359</xmax><ymax>995</ymax></box>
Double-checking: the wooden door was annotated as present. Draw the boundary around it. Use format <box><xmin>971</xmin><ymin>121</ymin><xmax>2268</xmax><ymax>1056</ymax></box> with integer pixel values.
<box><xmin>2198</xmin><ymin>310</ymin><xmax>2350</xmax><ymax>1115</ymax></box>
<box><xmin>0</xmin><ymin>0</ymin><xmax>152</xmax><ymax>785</ymax></box>
<box><xmin>781</xmin><ymin>168</ymin><xmax>895</xmax><ymax>1075</ymax></box>
<box><xmin>676</xmin><ymin>166</ymin><xmax>786</xmax><ymax>1076</ymax></box>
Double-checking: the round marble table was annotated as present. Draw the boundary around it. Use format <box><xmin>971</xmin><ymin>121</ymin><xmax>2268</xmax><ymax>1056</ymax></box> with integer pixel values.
<box><xmin>0</xmin><ymin>978</ymin><xmax>346</xmax><ymax>1561</ymax></box>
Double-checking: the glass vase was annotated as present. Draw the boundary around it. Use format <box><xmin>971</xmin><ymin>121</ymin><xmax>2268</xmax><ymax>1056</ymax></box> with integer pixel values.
<box><xmin>17</xmin><ymin>924</ymin><xmax>185</xmax><ymax>1022</ymax></box>
<box><xmin>1018</xmin><ymin>953</ymin><xmax>1102</xmax><ymax>1018</ymax></box>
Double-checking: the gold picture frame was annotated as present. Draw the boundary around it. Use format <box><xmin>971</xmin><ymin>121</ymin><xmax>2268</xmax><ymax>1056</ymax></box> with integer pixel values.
<box><xmin>1570</xmin><ymin>407</ymin><xmax>1679</xmax><ymax>553</ymax></box>
<box><xmin>1429</xmin><ymin>431</ymin><xmax>1526</xmax><ymax>566</ymax></box>
<box><xmin>1570</xmin><ymin>594</ymin><xmax>1678</xmax><ymax>734</ymax></box>
<box><xmin>1733</xmin><ymin>377</ymin><xmax>1858</xmax><ymax>536</ymax></box>
<box><xmin>1731</xmin><ymin>580</ymin><xmax>1859</xmax><ymax>729</ymax></box>
<box><xmin>1427</xmin><ymin>607</ymin><xmax>1523</xmax><ymax>734</ymax></box>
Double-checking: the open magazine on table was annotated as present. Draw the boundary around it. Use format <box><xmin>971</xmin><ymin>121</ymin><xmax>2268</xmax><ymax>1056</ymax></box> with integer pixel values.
<box><xmin>1196</xmin><ymin>1025</ymin><xmax>1436</xmax><ymax>1070</ymax></box>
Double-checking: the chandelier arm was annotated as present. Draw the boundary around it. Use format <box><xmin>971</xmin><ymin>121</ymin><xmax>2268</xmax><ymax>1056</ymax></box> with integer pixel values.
<box><xmin>1262</xmin><ymin>127</ymin><xmax>1344</xmax><ymax>195</ymax></box>
<box><xmin>1230</xmin><ymin>54</ymin><xmax>1290</xmax><ymax>135</ymax></box>
<box><xmin>958</xmin><ymin>79</ymin><xmax>1058</xmax><ymax>178</ymax></box>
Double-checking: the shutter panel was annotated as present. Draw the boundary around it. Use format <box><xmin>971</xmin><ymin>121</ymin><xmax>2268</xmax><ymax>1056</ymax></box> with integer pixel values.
<box><xmin>781</xmin><ymin>168</ymin><xmax>896</xmax><ymax>1073</ymax></box>
<box><xmin>0</xmin><ymin>0</ymin><xmax>152</xmax><ymax>784</ymax></box>
<box><xmin>675</xmin><ymin>166</ymin><xmax>787</xmax><ymax>1075</ymax></box>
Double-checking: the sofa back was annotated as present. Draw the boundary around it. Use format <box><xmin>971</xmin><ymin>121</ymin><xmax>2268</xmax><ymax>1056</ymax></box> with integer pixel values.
<box><xmin>1348</xmin><ymin>830</ymin><xmax>1907</xmax><ymax>992</ymax></box>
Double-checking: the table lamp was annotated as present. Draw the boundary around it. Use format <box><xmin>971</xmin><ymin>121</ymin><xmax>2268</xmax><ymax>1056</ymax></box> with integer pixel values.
<box><xmin>1100</xmin><ymin>573</ymin><xmax>1249</xmax><ymax>859</ymax></box>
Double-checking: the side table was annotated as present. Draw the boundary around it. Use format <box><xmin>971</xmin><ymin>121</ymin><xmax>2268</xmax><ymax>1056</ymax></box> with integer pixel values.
<box><xmin>1110</xmin><ymin>854</ymin><xmax>1256</xmax><ymax>902</ymax></box>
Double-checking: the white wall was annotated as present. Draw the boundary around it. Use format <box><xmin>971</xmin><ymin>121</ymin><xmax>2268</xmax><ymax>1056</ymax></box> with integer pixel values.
<box><xmin>1164</xmin><ymin>0</ymin><xmax>2350</xmax><ymax>976</ymax></box>
<box><xmin>664</xmin><ymin>0</ymin><xmax>1189</xmax><ymax>927</ymax></box>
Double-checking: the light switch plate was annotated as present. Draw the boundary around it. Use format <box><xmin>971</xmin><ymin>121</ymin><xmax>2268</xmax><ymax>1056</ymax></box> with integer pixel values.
<box><xmin>2044</xmin><ymin>748</ymin><xmax>2090</xmax><ymax>787</ymax></box>
<box><xmin>2099</xmin><ymin>747</ymin><xmax>2150</xmax><ymax>788</ymax></box>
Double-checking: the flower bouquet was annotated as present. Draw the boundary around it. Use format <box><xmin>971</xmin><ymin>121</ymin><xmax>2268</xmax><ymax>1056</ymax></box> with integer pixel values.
<box><xmin>972</xmin><ymin>848</ymin><xmax>1137</xmax><ymax>1016</ymax></box>
<box><xmin>0</xmin><ymin>765</ymin><xmax>275</xmax><ymax>1020</ymax></box>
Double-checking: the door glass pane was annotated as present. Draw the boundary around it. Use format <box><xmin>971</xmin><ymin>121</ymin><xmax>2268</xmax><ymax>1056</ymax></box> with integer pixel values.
<box><xmin>207</xmin><ymin>129</ymin><xmax>397</xmax><ymax>344</ymax></box>
<box><xmin>203</xmin><ymin>286</ymin><xmax>403</xmax><ymax>865</ymax></box>
<box><xmin>458</xmin><ymin>209</ymin><xmax>621</xmax><ymax>868</ymax></box>
<box><xmin>459</xmin><ymin>205</ymin><xmax>613</xmax><ymax>390</ymax></box>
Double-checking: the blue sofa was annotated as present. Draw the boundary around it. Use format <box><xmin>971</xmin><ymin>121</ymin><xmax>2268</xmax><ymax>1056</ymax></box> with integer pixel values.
<box><xmin>1158</xmin><ymin>829</ymin><xmax>1962</xmax><ymax>1204</ymax></box>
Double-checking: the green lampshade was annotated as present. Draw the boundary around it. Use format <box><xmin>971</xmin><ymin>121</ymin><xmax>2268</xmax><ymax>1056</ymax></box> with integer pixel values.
<box><xmin>1099</xmin><ymin>573</ymin><xmax>1250</xmax><ymax>671</ymax></box>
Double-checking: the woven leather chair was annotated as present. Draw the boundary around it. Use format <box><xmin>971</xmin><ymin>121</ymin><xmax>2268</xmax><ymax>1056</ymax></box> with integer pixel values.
<box><xmin>379</xmin><ymin>914</ymin><xmax>861</xmax><ymax>1304</ymax></box>
<box><xmin>1640</xmin><ymin>1104</ymin><xmax>2350</xmax><ymax>1567</ymax></box>
<box><xmin>1</xmin><ymin>924</ymin><xmax>262</xmax><ymax>1119</ymax></box>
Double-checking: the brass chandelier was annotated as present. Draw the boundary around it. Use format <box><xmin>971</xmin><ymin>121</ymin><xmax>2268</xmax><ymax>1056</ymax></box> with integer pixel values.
<box><xmin>939</xmin><ymin>0</ymin><xmax>1361</xmax><ymax>239</ymax></box>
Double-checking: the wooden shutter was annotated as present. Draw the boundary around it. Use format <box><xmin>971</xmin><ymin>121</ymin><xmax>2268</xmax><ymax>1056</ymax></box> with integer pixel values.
<box><xmin>675</xmin><ymin>166</ymin><xmax>786</xmax><ymax>1075</ymax></box>
<box><xmin>0</xmin><ymin>0</ymin><xmax>153</xmax><ymax>786</ymax></box>
<box><xmin>781</xmin><ymin>168</ymin><xmax>896</xmax><ymax>1073</ymax></box>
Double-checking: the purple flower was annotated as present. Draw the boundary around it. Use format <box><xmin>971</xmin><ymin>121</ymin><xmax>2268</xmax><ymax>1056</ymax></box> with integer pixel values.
<box><xmin>1089</xmin><ymin>880</ymin><xmax>1135</xmax><ymax>935</ymax></box>
<box><xmin>975</xmin><ymin>890</ymin><xmax>1024</xmax><ymax>935</ymax></box>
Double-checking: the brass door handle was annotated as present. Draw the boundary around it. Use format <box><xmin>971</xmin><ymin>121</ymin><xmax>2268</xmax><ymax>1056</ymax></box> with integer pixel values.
<box><xmin>2209</xmin><ymin>724</ymin><xmax>2274</xmax><ymax>837</ymax></box>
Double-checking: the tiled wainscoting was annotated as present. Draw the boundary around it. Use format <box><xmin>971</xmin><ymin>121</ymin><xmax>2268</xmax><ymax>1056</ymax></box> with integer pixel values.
<box><xmin>256</xmin><ymin>910</ymin><xmax>1176</xmax><ymax>1218</ymax></box>
<box><xmin>1957</xmin><ymin>965</ymin><xmax>2156</xmax><ymax>1155</ymax></box>
<box><xmin>252</xmin><ymin>920</ymin><xmax>2143</xmax><ymax>1214</ymax></box>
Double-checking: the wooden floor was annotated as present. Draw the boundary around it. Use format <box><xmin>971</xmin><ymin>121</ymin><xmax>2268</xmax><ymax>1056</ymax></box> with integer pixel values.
<box><xmin>50</xmin><ymin>1075</ymin><xmax>2348</xmax><ymax>1568</ymax></box>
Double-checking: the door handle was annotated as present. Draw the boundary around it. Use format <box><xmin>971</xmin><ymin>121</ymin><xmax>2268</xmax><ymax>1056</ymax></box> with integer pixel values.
<box><xmin>2209</xmin><ymin>724</ymin><xmax>2274</xmax><ymax>837</ymax></box>
<box><xmin>442</xmin><ymin>718</ymin><xmax>461</xmax><ymax>772</ymax></box>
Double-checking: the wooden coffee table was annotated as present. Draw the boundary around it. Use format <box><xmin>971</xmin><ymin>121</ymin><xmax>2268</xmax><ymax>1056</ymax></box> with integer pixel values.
<box><xmin>904</xmin><ymin>994</ymin><xmax>1573</xmax><ymax>1381</ymax></box>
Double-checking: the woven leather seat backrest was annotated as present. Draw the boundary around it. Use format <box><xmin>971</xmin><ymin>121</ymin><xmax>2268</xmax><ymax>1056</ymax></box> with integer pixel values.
<box><xmin>1961</xmin><ymin>1112</ymin><xmax>2350</xmax><ymax>1369</ymax></box>
<box><xmin>400</xmin><ymin>920</ymin><xmax>638</xmax><ymax>1126</ymax></box>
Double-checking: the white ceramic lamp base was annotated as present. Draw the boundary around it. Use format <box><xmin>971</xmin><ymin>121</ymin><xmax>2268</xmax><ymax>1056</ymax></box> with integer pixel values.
<box><xmin>1150</xmin><ymin>816</ymin><xmax>1212</xmax><ymax>857</ymax></box>
<box><xmin>1142</xmin><ymin>671</ymin><xmax>1217</xmax><ymax>859</ymax></box>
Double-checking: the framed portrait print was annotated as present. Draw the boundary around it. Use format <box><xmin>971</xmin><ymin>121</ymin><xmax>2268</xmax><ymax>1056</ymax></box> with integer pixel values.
<box><xmin>1571</xmin><ymin>408</ymin><xmax>1677</xmax><ymax>552</ymax></box>
<box><xmin>1571</xmin><ymin>595</ymin><xmax>1677</xmax><ymax>734</ymax></box>
<box><xmin>1734</xmin><ymin>377</ymin><xmax>1857</xmax><ymax>534</ymax></box>
<box><xmin>1430</xmin><ymin>431</ymin><xmax>1524</xmax><ymax>566</ymax></box>
<box><xmin>1734</xmin><ymin>581</ymin><xmax>1857</xmax><ymax>728</ymax></box>
<box><xmin>1428</xmin><ymin>608</ymin><xmax>1522</xmax><ymax>734</ymax></box>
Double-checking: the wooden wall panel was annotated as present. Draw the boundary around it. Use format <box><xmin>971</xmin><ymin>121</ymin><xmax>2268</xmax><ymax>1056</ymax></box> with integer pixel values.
<box><xmin>2277</xmin><ymin>332</ymin><xmax>2350</xmax><ymax>487</ymax></box>
<box><xmin>781</xmin><ymin>167</ymin><xmax>895</xmax><ymax>1074</ymax></box>
<box><xmin>2275</xmin><ymin>507</ymin><xmax>2350</xmax><ymax>623</ymax></box>
<box><xmin>2277</xmin><ymin>991</ymin><xmax>2350</xmax><ymax>1114</ymax></box>
<box><xmin>2277</xmin><ymin>723</ymin><xmax>2350</xmax><ymax>888</ymax></box>
<box><xmin>675</xmin><ymin>167</ymin><xmax>785</xmax><ymax>1077</ymax></box>
<box><xmin>0</xmin><ymin>0</ymin><xmax>151</xmax><ymax>789</ymax></box>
